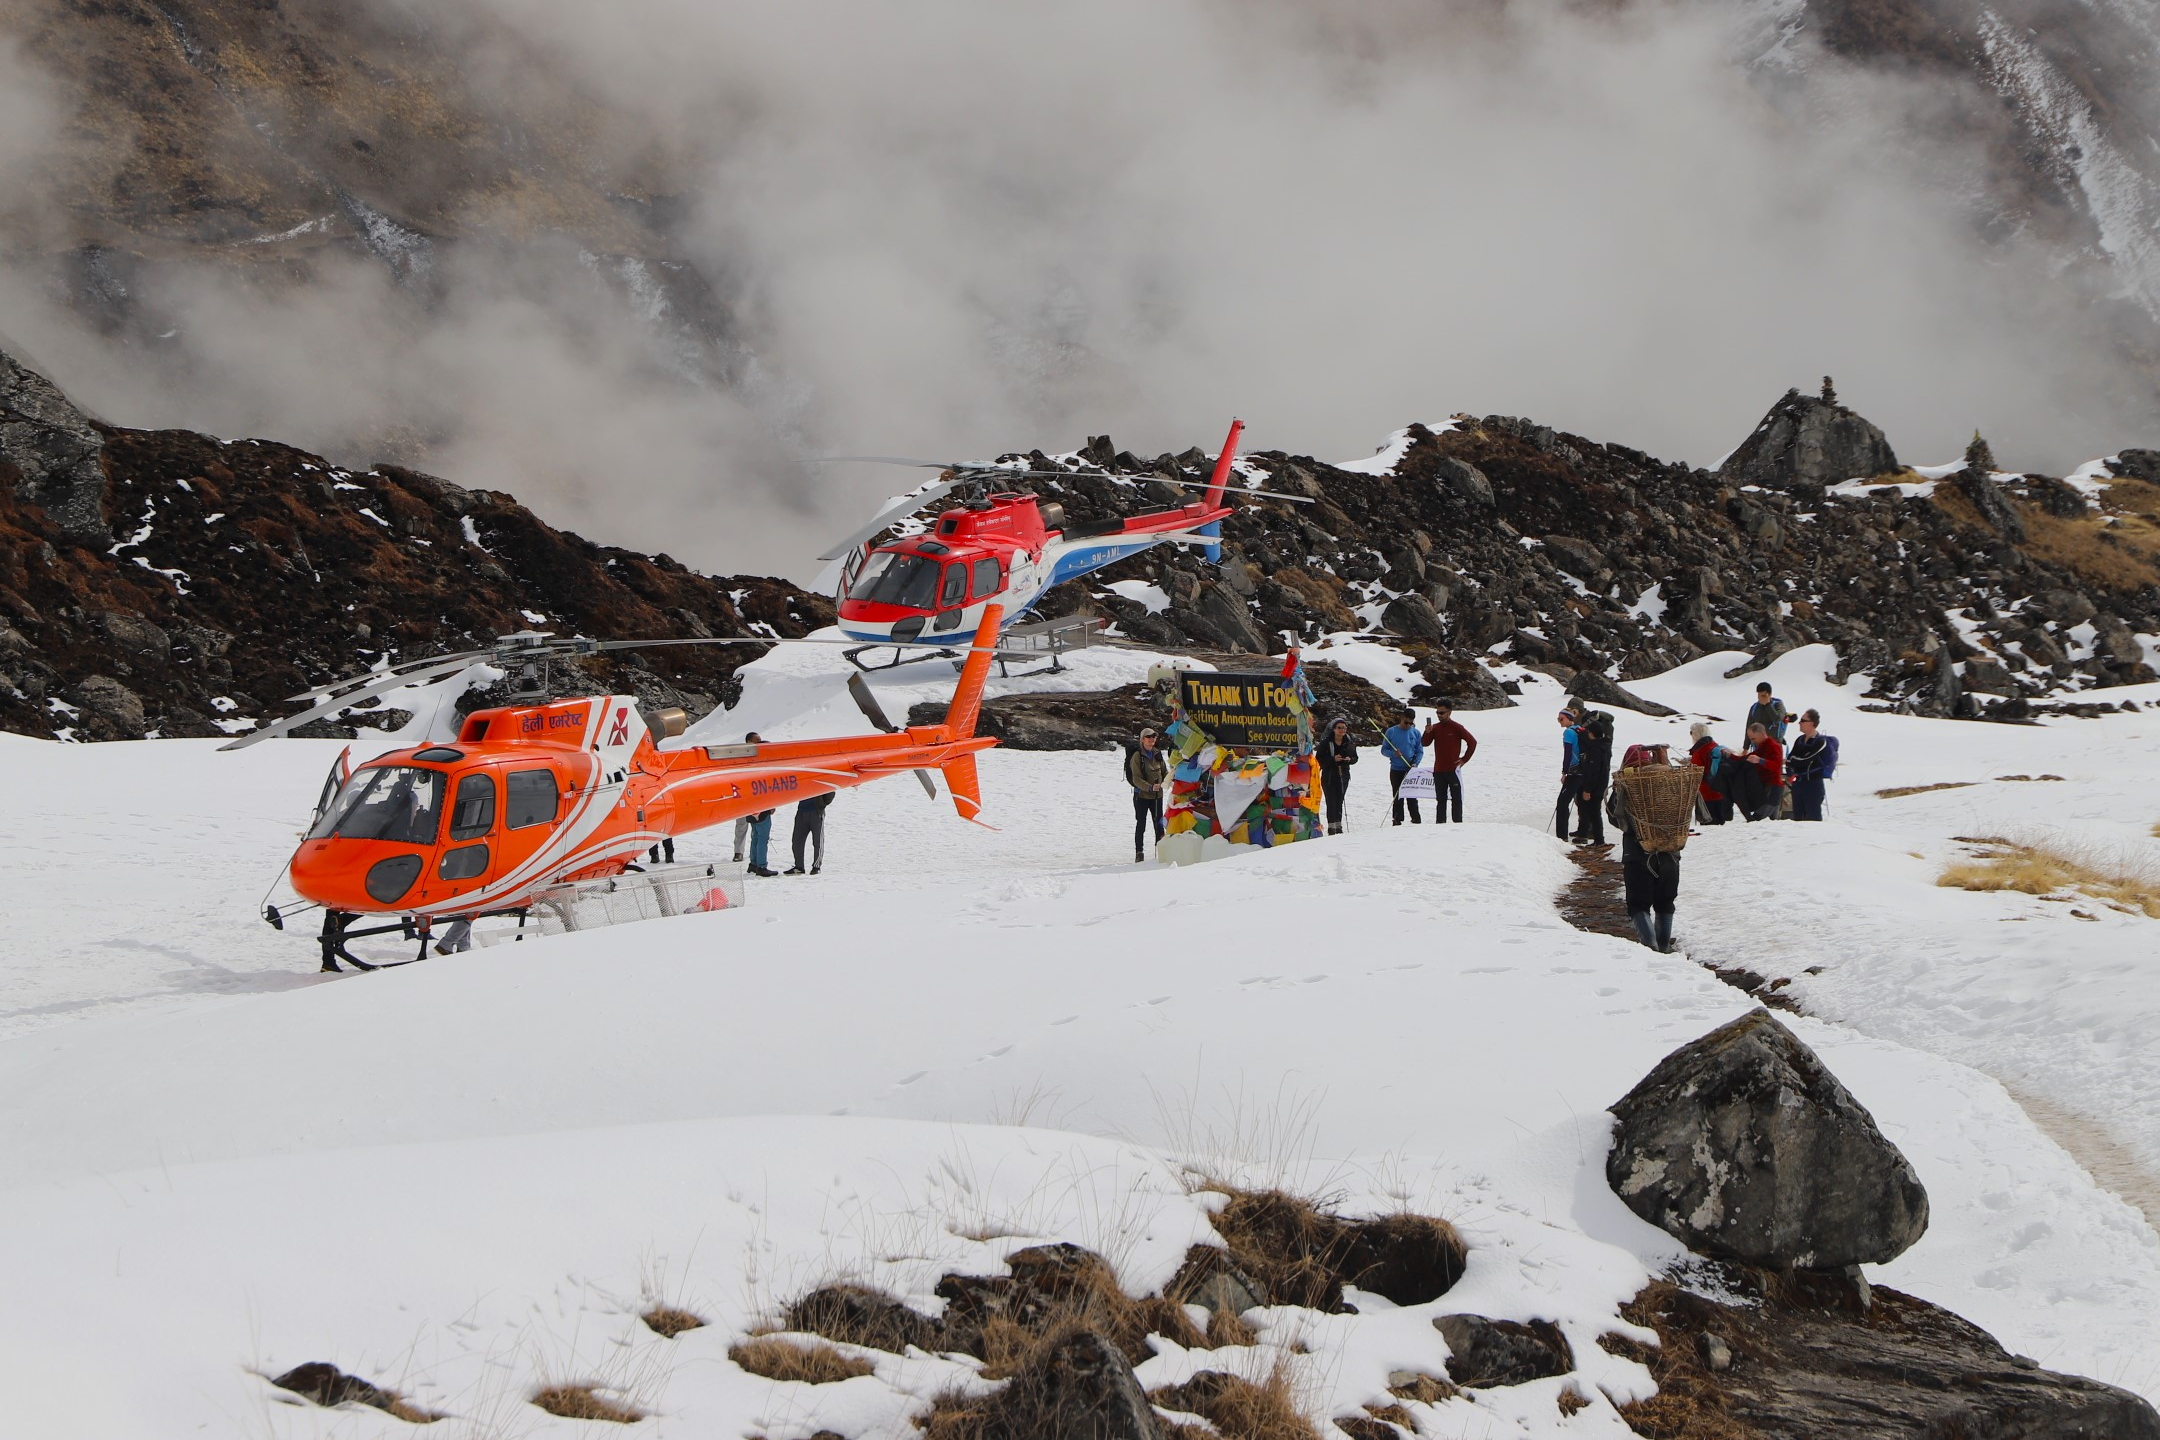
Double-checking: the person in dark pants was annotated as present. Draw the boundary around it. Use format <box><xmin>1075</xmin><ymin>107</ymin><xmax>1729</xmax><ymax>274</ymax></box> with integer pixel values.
<box><xmin>1126</xmin><ymin>727</ymin><xmax>1168</xmax><ymax>861</ymax></box>
<box><xmin>1381</xmin><ymin>711</ymin><xmax>1424</xmax><ymax>825</ymax></box>
<box><xmin>1319</xmin><ymin>717</ymin><xmax>1357</xmax><ymax>834</ymax></box>
<box><xmin>1420</xmin><ymin>701</ymin><xmax>1477</xmax><ymax>823</ymax></box>
<box><xmin>746</xmin><ymin>808</ymin><xmax>777</xmax><ymax>876</ymax></box>
<box><xmin>1572</xmin><ymin>712</ymin><xmax>1611</xmax><ymax>845</ymax></box>
<box><xmin>1553</xmin><ymin>705</ymin><xmax>1582</xmax><ymax>840</ymax></box>
<box><xmin>1606</xmin><ymin>743</ymin><xmax>1681</xmax><ymax>952</ymax></box>
<box><xmin>731</xmin><ymin>733</ymin><xmax>764</xmax><ymax>860</ymax></box>
<box><xmin>1739</xmin><ymin>721</ymin><xmax>1785</xmax><ymax>821</ymax></box>
<box><xmin>1785</xmin><ymin>709</ymin><xmax>1838</xmax><ymax>821</ymax></box>
<box><xmin>785</xmin><ymin>790</ymin><xmax>835</xmax><ymax>874</ymax></box>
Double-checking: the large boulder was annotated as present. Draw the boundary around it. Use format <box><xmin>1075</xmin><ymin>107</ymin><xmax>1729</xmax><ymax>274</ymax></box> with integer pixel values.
<box><xmin>1565</xmin><ymin>668</ymin><xmax>1677</xmax><ymax>717</ymax></box>
<box><xmin>1606</xmin><ymin>1009</ymin><xmax>1929</xmax><ymax>1269</ymax></box>
<box><xmin>1718</xmin><ymin>387</ymin><xmax>1899</xmax><ymax>489</ymax></box>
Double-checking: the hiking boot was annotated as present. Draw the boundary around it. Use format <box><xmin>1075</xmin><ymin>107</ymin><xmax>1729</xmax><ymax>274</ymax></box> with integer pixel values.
<box><xmin>810</xmin><ymin>865</ymin><xmax>821</xmax><ymax>875</ymax></box>
<box><xmin>783</xmin><ymin>866</ymin><xmax>806</xmax><ymax>875</ymax></box>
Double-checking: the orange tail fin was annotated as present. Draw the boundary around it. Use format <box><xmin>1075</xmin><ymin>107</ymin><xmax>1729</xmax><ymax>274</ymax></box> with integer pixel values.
<box><xmin>943</xmin><ymin>603</ymin><xmax>1003</xmax><ymax>740</ymax></box>
<box><xmin>942</xmin><ymin>751</ymin><xmax>987</xmax><ymax>824</ymax></box>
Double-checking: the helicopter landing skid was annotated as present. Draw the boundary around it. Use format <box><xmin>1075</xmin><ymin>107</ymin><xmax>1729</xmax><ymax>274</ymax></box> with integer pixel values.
<box><xmin>315</xmin><ymin>908</ymin><xmax>531</xmax><ymax>972</ymax></box>
<box><xmin>843</xmin><ymin>642</ymin><xmax>961</xmax><ymax>672</ymax></box>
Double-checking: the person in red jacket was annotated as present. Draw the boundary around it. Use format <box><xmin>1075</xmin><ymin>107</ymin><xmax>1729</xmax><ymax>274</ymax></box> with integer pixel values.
<box><xmin>1419</xmin><ymin>700</ymin><xmax>1479</xmax><ymax>824</ymax></box>
<box><xmin>1739</xmin><ymin>721</ymin><xmax>1785</xmax><ymax>822</ymax></box>
<box><xmin>1688</xmin><ymin>721</ymin><xmax>1733</xmax><ymax>825</ymax></box>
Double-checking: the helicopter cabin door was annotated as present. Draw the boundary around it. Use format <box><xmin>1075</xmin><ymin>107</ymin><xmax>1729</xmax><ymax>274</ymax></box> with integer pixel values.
<box><xmin>931</xmin><ymin>562</ymin><xmax>969</xmax><ymax>632</ymax></box>
<box><xmin>490</xmin><ymin>765</ymin><xmax>565</xmax><ymax>889</ymax></box>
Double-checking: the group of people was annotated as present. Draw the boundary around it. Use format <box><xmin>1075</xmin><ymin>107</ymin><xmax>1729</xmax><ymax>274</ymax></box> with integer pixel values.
<box><xmin>724</xmin><ymin>732</ymin><xmax>837</xmax><ymax>877</ymax></box>
<box><xmin>1685</xmin><ymin>683</ymin><xmax>1841</xmax><ymax>825</ymax></box>
<box><xmin>1315</xmin><ymin>702</ymin><xmax>1482</xmax><ymax>835</ymax></box>
<box><xmin>1122</xmin><ymin>682</ymin><xmax>1841</xmax><ymax>874</ymax></box>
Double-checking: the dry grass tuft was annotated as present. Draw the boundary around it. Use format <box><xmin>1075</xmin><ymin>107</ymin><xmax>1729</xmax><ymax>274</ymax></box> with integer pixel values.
<box><xmin>1151</xmin><ymin>1362</ymin><xmax>1322</xmax><ymax>1440</ymax></box>
<box><xmin>2019</xmin><ymin>489</ymin><xmax>2160</xmax><ymax>592</ymax></box>
<box><xmin>729</xmin><ymin>1335</ymin><xmax>875</xmax><ymax>1385</ymax></box>
<box><xmin>1387</xmin><ymin>1372</ymin><xmax>1458</xmax><ymax>1404</ymax></box>
<box><xmin>1938</xmin><ymin>840</ymin><xmax>2160</xmax><ymax>918</ymax></box>
<box><xmin>641</xmin><ymin>1304</ymin><xmax>706</xmax><ymax>1338</ymax></box>
<box><xmin>1558</xmin><ymin>1383</ymin><xmax>1592</xmax><ymax>1416</ymax></box>
<box><xmin>2150</xmin><ymin>821</ymin><xmax>2160</xmax><ymax>839</ymax></box>
<box><xmin>1599</xmin><ymin>1283</ymin><xmax>1757</xmax><ymax>1440</ymax></box>
<box><xmin>1994</xmin><ymin>774</ymin><xmax>2065</xmax><ymax>783</ymax></box>
<box><xmin>1209</xmin><ymin>1190</ymin><xmax>1465</xmax><ymax>1311</ymax></box>
<box><xmin>1209</xmin><ymin>1308</ymin><xmax>1260</xmax><ymax>1348</ymax></box>
<box><xmin>1873</xmin><ymin>781</ymin><xmax>1977</xmax><ymax>799</ymax></box>
<box><xmin>531</xmin><ymin>1384</ymin><xmax>645</xmax><ymax>1423</ymax></box>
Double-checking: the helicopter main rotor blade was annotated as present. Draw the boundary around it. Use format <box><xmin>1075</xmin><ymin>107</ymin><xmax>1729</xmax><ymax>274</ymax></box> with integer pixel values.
<box><xmin>815</xmin><ymin>477</ymin><xmax>972</xmax><ymax>561</ymax></box>
<box><xmin>1127</xmin><ymin>474</ymin><xmax>1315</xmax><ymax>504</ymax></box>
<box><xmin>284</xmin><ymin>645</ymin><xmax>500</xmax><ymax>702</ymax></box>
<box><xmin>221</xmin><ymin>653</ymin><xmax>489</xmax><ymax>751</ymax></box>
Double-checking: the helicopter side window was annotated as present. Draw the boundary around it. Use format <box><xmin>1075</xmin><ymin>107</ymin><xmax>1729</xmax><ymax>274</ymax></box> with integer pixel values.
<box><xmin>309</xmin><ymin>766</ymin><xmax>445</xmax><ymax>845</ymax></box>
<box><xmin>505</xmin><ymin>769</ymin><xmax>559</xmax><ymax>829</ymax></box>
<box><xmin>438</xmin><ymin>844</ymin><xmax>489</xmax><ymax>881</ymax></box>
<box><xmin>853</xmin><ymin>553</ymin><xmax>941</xmax><ymax>609</ymax></box>
<box><xmin>938</xmin><ymin>564</ymin><xmax>966</xmax><ymax>608</ymax></box>
<box><xmin>449</xmin><ymin>772</ymin><xmax>497</xmax><ymax>841</ymax></box>
<box><xmin>971</xmin><ymin>556</ymin><xmax>1001</xmax><ymax>599</ymax></box>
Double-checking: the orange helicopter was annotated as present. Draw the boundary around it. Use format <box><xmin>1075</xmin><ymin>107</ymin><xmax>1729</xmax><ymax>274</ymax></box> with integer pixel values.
<box><xmin>228</xmin><ymin>607</ymin><xmax>1006</xmax><ymax>971</ymax></box>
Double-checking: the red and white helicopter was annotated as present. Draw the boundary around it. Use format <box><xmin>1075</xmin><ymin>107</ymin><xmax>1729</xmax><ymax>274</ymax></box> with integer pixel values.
<box><xmin>819</xmin><ymin>419</ymin><xmax>1309</xmax><ymax>666</ymax></box>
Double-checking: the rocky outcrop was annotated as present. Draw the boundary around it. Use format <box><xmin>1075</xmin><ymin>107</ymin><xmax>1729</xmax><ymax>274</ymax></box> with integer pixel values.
<box><xmin>965</xmin><ymin>1329</ymin><xmax>1168</xmax><ymax>1440</ymax></box>
<box><xmin>0</xmin><ymin>349</ymin><xmax>109</xmax><ymax>545</ymax></box>
<box><xmin>1717</xmin><ymin>385</ymin><xmax>1901</xmax><ymax>489</ymax></box>
<box><xmin>0</xmin><ymin>347</ymin><xmax>829</xmax><ymax>741</ymax></box>
<box><xmin>1616</xmin><ymin>1276</ymin><xmax>2160</xmax><ymax>1440</ymax></box>
<box><xmin>1047</xmin><ymin>396</ymin><xmax>2160</xmax><ymax>722</ymax></box>
<box><xmin>1607</xmin><ymin>1009</ymin><xmax>1930</xmax><ymax>1269</ymax></box>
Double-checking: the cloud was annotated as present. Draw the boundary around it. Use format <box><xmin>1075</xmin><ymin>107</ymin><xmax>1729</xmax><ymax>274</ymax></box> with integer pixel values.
<box><xmin>2</xmin><ymin>0</ymin><xmax>2155</xmax><ymax>579</ymax></box>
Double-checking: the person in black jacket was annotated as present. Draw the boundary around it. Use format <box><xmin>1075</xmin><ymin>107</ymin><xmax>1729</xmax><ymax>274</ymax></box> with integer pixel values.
<box><xmin>1125</xmin><ymin>727</ymin><xmax>1168</xmax><ymax>861</ymax></box>
<box><xmin>785</xmin><ymin>790</ymin><xmax>836</xmax><ymax>874</ymax></box>
<box><xmin>1318</xmin><ymin>716</ymin><xmax>1357</xmax><ymax>834</ymax></box>
<box><xmin>1571</xmin><ymin>712</ymin><xmax>1612</xmax><ymax>846</ymax></box>
<box><xmin>1605</xmin><ymin>743</ymin><xmax>1680</xmax><ymax>952</ymax></box>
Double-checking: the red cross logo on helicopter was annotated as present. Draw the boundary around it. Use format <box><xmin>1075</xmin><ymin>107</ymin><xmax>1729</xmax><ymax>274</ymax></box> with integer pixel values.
<box><xmin>607</xmin><ymin>707</ymin><xmax>631</xmax><ymax>746</ymax></box>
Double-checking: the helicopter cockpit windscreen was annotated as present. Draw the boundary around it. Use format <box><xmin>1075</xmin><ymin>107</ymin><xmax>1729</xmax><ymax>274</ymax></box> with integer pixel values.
<box><xmin>846</xmin><ymin>551</ymin><xmax>943</xmax><ymax>609</ymax></box>
<box><xmin>308</xmin><ymin>766</ymin><xmax>446</xmax><ymax>844</ymax></box>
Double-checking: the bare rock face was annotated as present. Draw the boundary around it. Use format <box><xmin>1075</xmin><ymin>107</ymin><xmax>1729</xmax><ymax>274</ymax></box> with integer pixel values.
<box><xmin>1565</xmin><ymin>668</ymin><xmax>1678</xmax><ymax>717</ymax></box>
<box><xmin>1434</xmin><ymin>1314</ymin><xmax>1573</xmax><ymax>1387</ymax></box>
<box><xmin>1717</xmin><ymin>387</ymin><xmax>1900</xmax><ymax>489</ymax></box>
<box><xmin>0</xmin><ymin>348</ymin><xmax>109</xmax><ymax>544</ymax></box>
<box><xmin>1606</xmin><ymin>1008</ymin><xmax>1930</xmax><ymax>1269</ymax></box>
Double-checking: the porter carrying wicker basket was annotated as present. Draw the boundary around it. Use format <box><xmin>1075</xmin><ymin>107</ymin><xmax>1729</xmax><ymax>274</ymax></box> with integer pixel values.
<box><xmin>1615</xmin><ymin>763</ymin><xmax>1703</xmax><ymax>855</ymax></box>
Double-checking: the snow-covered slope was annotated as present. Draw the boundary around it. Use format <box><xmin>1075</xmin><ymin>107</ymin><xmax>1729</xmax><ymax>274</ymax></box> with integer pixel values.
<box><xmin>2</xmin><ymin>648</ymin><xmax>2159</xmax><ymax>1435</ymax></box>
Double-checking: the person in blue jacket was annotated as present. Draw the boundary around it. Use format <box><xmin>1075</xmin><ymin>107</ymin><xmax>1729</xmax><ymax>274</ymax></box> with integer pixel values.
<box><xmin>1553</xmin><ymin>704</ymin><xmax>1582</xmax><ymax>840</ymax></box>
<box><xmin>1785</xmin><ymin>708</ymin><xmax>1840</xmax><ymax>821</ymax></box>
<box><xmin>1381</xmin><ymin>710</ymin><xmax>1425</xmax><ymax>825</ymax></box>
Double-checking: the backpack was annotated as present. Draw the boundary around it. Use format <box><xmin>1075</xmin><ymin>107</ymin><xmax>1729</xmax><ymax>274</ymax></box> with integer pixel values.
<box><xmin>1819</xmin><ymin>734</ymin><xmax>1840</xmax><ymax>780</ymax></box>
<box><xmin>1583</xmin><ymin>709</ymin><xmax>1615</xmax><ymax>747</ymax></box>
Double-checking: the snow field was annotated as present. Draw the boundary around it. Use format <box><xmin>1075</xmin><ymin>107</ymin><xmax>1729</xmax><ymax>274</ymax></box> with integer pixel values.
<box><xmin>2</xmin><ymin>637</ymin><xmax>2160</xmax><ymax>1435</ymax></box>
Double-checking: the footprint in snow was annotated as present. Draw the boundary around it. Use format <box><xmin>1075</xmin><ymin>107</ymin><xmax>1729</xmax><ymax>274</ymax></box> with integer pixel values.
<box><xmin>896</xmin><ymin>1071</ymin><xmax>928</xmax><ymax>1086</ymax></box>
<box><xmin>1303</xmin><ymin>974</ymin><xmax>1329</xmax><ymax>984</ymax></box>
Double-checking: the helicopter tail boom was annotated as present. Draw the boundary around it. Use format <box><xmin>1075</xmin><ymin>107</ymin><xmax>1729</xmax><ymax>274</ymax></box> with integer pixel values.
<box><xmin>1201</xmin><ymin>418</ymin><xmax>1245</xmax><ymax>512</ymax></box>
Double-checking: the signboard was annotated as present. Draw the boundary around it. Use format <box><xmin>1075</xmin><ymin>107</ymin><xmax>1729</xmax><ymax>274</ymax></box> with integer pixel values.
<box><xmin>1398</xmin><ymin>767</ymin><xmax>1436</xmax><ymax>800</ymax></box>
<box><xmin>1178</xmin><ymin>672</ymin><xmax>1304</xmax><ymax>751</ymax></box>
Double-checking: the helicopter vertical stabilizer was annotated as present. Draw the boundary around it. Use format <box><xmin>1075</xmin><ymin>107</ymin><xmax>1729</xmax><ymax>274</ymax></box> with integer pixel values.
<box><xmin>942</xmin><ymin>603</ymin><xmax>1004</xmax><ymax>741</ymax></box>
<box><xmin>939</xmin><ymin>603</ymin><xmax>1002</xmax><ymax>824</ymax></box>
<box><xmin>1199</xmin><ymin>418</ymin><xmax>1244</xmax><ymax>562</ymax></box>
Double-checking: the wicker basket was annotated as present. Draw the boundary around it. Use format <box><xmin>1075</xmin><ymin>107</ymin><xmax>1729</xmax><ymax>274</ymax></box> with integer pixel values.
<box><xmin>1615</xmin><ymin>764</ymin><xmax>1703</xmax><ymax>854</ymax></box>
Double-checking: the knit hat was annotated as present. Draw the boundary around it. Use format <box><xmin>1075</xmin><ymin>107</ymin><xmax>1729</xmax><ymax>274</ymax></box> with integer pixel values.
<box><xmin>1688</xmin><ymin>721</ymin><xmax>1711</xmax><ymax>742</ymax></box>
